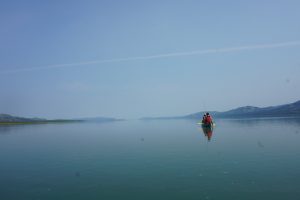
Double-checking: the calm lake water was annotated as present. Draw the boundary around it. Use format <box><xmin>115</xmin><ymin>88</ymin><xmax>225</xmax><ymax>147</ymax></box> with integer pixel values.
<box><xmin>1</xmin><ymin>118</ymin><xmax>300</xmax><ymax>200</ymax></box>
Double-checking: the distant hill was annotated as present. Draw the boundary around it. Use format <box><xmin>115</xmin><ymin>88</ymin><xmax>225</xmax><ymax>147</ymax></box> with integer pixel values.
<box><xmin>142</xmin><ymin>100</ymin><xmax>300</xmax><ymax>120</ymax></box>
<box><xmin>0</xmin><ymin>114</ymin><xmax>121</xmax><ymax>124</ymax></box>
<box><xmin>76</xmin><ymin>116</ymin><xmax>124</xmax><ymax>122</ymax></box>
<box><xmin>140</xmin><ymin>116</ymin><xmax>183</xmax><ymax>120</ymax></box>
<box><xmin>0</xmin><ymin>114</ymin><xmax>46</xmax><ymax>122</ymax></box>
<box><xmin>185</xmin><ymin>100</ymin><xmax>300</xmax><ymax>119</ymax></box>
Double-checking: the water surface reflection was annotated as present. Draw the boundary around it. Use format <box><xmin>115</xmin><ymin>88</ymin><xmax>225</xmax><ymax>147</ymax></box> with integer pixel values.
<box><xmin>200</xmin><ymin>126</ymin><xmax>214</xmax><ymax>141</ymax></box>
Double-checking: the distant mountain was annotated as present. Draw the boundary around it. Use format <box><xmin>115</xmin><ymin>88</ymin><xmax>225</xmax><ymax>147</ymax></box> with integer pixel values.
<box><xmin>0</xmin><ymin>114</ymin><xmax>121</xmax><ymax>124</ymax></box>
<box><xmin>0</xmin><ymin>114</ymin><xmax>46</xmax><ymax>122</ymax></box>
<box><xmin>142</xmin><ymin>100</ymin><xmax>300</xmax><ymax>120</ymax></box>
<box><xmin>76</xmin><ymin>116</ymin><xmax>124</xmax><ymax>122</ymax></box>
<box><xmin>185</xmin><ymin>100</ymin><xmax>300</xmax><ymax>119</ymax></box>
<box><xmin>140</xmin><ymin>116</ymin><xmax>183</xmax><ymax>120</ymax></box>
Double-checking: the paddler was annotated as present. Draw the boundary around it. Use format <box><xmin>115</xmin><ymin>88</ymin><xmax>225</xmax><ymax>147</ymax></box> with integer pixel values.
<box><xmin>204</xmin><ymin>112</ymin><xmax>213</xmax><ymax>125</ymax></box>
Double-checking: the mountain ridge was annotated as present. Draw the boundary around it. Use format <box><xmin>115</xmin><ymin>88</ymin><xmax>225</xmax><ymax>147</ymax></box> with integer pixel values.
<box><xmin>185</xmin><ymin>100</ymin><xmax>300</xmax><ymax>119</ymax></box>
<box><xmin>142</xmin><ymin>100</ymin><xmax>300</xmax><ymax>120</ymax></box>
<box><xmin>0</xmin><ymin>114</ymin><xmax>121</xmax><ymax>124</ymax></box>
<box><xmin>2</xmin><ymin>100</ymin><xmax>300</xmax><ymax>122</ymax></box>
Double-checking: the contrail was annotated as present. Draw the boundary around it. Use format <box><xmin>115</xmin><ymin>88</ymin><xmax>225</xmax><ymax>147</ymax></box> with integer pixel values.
<box><xmin>2</xmin><ymin>40</ymin><xmax>300</xmax><ymax>74</ymax></box>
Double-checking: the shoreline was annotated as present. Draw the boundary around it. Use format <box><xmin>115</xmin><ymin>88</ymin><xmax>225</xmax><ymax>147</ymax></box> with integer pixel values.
<box><xmin>0</xmin><ymin>120</ymin><xmax>83</xmax><ymax>125</ymax></box>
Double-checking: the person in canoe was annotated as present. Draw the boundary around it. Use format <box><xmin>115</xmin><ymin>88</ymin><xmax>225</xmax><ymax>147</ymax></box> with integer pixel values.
<box><xmin>202</xmin><ymin>114</ymin><xmax>206</xmax><ymax>123</ymax></box>
<box><xmin>202</xmin><ymin>112</ymin><xmax>213</xmax><ymax>126</ymax></box>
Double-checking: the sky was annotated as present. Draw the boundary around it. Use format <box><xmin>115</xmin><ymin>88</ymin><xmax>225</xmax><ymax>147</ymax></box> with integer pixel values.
<box><xmin>0</xmin><ymin>0</ymin><xmax>300</xmax><ymax>119</ymax></box>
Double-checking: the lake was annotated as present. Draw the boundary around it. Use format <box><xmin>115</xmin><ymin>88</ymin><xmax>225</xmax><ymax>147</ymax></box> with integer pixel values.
<box><xmin>1</xmin><ymin>118</ymin><xmax>300</xmax><ymax>200</ymax></box>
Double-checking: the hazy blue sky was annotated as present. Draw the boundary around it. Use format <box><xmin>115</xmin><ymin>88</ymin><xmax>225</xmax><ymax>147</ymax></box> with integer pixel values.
<box><xmin>1</xmin><ymin>0</ymin><xmax>300</xmax><ymax>119</ymax></box>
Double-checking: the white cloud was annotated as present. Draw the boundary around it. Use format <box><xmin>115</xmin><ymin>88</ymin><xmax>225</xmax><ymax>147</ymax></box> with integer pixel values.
<box><xmin>1</xmin><ymin>40</ymin><xmax>300</xmax><ymax>74</ymax></box>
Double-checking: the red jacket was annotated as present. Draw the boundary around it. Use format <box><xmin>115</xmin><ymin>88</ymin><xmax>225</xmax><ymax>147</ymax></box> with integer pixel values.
<box><xmin>205</xmin><ymin>115</ymin><xmax>212</xmax><ymax>124</ymax></box>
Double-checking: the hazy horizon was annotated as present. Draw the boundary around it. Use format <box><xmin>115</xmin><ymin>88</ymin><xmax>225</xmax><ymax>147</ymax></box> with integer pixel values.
<box><xmin>1</xmin><ymin>1</ymin><xmax>300</xmax><ymax>119</ymax></box>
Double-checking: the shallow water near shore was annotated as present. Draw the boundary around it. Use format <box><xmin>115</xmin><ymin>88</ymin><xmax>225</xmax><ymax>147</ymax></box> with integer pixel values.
<box><xmin>1</xmin><ymin>118</ymin><xmax>300</xmax><ymax>200</ymax></box>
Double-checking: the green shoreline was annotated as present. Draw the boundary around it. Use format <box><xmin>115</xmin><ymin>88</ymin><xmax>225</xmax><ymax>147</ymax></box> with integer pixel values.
<box><xmin>0</xmin><ymin>120</ymin><xmax>83</xmax><ymax>125</ymax></box>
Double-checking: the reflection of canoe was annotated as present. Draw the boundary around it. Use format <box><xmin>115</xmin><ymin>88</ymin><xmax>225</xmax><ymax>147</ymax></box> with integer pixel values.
<box><xmin>198</xmin><ymin>123</ymin><xmax>214</xmax><ymax>141</ymax></box>
<box><xmin>197</xmin><ymin>122</ymin><xmax>216</xmax><ymax>128</ymax></box>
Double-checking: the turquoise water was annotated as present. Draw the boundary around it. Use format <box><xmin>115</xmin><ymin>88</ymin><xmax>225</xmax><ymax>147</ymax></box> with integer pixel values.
<box><xmin>1</xmin><ymin>118</ymin><xmax>300</xmax><ymax>200</ymax></box>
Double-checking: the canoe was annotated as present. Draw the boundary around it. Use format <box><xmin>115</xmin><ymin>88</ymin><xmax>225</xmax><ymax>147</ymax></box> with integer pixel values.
<box><xmin>197</xmin><ymin>122</ymin><xmax>216</xmax><ymax>127</ymax></box>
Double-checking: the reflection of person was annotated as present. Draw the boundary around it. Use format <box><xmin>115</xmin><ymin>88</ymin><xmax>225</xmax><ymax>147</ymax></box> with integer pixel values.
<box><xmin>202</xmin><ymin>126</ymin><xmax>213</xmax><ymax>141</ymax></box>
